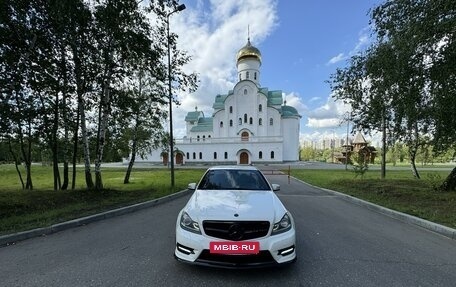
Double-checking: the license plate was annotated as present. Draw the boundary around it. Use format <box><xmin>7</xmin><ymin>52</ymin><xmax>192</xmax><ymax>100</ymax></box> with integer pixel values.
<box><xmin>209</xmin><ymin>241</ymin><xmax>259</xmax><ymax>254</ymax></box>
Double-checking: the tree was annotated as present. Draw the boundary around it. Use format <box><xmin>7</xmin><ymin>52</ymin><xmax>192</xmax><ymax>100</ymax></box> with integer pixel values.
<box><xmin>330</xmin><ymin>0</ymin><xmax>456</xmax><ymax>189</ymax></box>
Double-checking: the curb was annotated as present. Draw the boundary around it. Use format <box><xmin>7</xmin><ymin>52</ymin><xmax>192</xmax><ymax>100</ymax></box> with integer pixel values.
<box><xmin>0</xmin><ymin>189</ymin><xmax>192</xmax><ymax>247</ymax></box>
<box><xmin>291</xmin><ymin>177</ymin><xmax>456</xmax><ymax>240</ymax></box>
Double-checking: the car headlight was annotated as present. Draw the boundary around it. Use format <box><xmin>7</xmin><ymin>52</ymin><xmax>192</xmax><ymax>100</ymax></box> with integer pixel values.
<box><xmin>180</xmin><ymin>212</ymin><xmax>201</xmax><ymax>234</ymax></box>
<box><xmin>271</xmin><ymin>213</ymin><xmax>292</xmax><ymax>235</ymax></box>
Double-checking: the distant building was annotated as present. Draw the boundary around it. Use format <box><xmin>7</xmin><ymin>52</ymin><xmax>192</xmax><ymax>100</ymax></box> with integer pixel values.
<box><xmin>133</xmin><ymin>38</ymin><xmax>301</xmax><ymax>165</ymax></box>
<box><xmin>339</xmin><ymin>131</ymin><xmax>377</xmax><ymax>164</ymax></box>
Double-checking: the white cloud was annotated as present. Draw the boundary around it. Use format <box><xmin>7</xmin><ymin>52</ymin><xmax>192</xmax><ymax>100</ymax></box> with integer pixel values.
<box><xmin>283</xmin><ymin>92</ymin><xmax>308</xmax><ymax>115</ymax></box>
<box><xmin>169</xmin><ymin>0</ymin><xmax>278</xmax><ymax>137</ymax></box>
<box><xmin>304</xmin><ymin>95</ymin><xmax>351</xmax><ymax>128</ymax></box>
<box><xmin>327</xmin><ymin>53</ymin><xmax>346</xmax><ymax>65</ymax></box>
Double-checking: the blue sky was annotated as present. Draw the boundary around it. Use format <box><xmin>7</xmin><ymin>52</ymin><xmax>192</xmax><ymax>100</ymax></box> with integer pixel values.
<box><xmin>169</xmin><ymin>0</ymin><xmax>382</xmax><ymax>144</ymax></box>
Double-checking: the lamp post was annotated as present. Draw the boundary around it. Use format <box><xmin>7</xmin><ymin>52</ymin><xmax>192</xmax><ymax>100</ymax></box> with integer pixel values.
<box><xmin>167</xmin><ymin>3</ymin><xmax>186</xmax><ymax>189</ymax></box>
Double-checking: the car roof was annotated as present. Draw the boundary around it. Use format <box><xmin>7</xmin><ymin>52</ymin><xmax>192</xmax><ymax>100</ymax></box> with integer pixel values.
<box><xmin>207</xmin><ymin>165</ymin><xmax>259</xmax><ymax>171</ymax></box>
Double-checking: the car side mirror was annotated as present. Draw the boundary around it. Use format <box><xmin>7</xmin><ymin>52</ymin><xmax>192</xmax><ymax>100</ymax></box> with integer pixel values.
<box><xmin>188</xmin><ymin>183</ymin><xmax>196</xmax><ymax>190</ymax></box>
<box><xmin>271</xmin><ymin>184</ymin><xmax>280</xmax><ymax>191</ymax></box>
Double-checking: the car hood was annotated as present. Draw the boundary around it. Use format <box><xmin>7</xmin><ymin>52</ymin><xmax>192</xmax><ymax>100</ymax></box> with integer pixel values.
<box><xmin>185</xmin><ymin>189</ymin><xmax>286</xmax><ymax>223</ymax></box>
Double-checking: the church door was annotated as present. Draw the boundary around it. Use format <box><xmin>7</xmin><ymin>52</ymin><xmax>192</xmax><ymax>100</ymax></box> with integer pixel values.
<box><xmin>176</xmin><ymin>153</ymin><xmax>183</xmax><ymax>165</ymax></box>
<box><xmin>162</xmin><ymin>153</ymin><xmax>168</xmax><ymax>166</ymax></box>
<box><xmin>239</xmin><ymin>152</ymin><xmax>249</xmax><ymax>164</ymax></box>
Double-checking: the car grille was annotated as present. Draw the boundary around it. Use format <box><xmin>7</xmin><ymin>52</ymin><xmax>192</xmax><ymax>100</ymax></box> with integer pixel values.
<box><xmin>197</xmin><ymin>250</ymin><xmax>276</xmax><ymax>267</ymax></box>
<box><xmin>202</xmin><ymin>220</ymin><xmax>270</xmax><ymax>241</ymax></box>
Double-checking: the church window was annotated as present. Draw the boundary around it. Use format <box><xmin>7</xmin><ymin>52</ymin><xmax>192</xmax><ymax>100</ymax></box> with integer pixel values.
<box><xmin>197</xmin><ymin>135</ymin><xmax>200</xmax><ymax>141</ymax></box>
<box><xmin>239</xmin><ymin>73</ymin><xmax>241</xmax><ymax>81</ymax></box>
<box><xmin>241</xmin><ymin>131</ymin><xmax>249</xmax><ymax>141</ymax></box>
<box><xmin>214</xmin><ymin>152</ymin><xmax>217</xmax><ymax>159</ymax></box>
<box><xmin>244</xmin><ymin>114</ymin><xmax>247</xmax><ymax>123</ymax></box>
<box><xmin>229</xmin><ymin>106</ymin><xmax>233</xmax><ymax>113</ymax></box>
<box><xmin>186</xmin><ymin>152</ymin><xmax>189</xmax><ymax>159</ymax></box>
<box><xmin>259</xmin><ymin>118</ymin><xmax>263</xmax><ymax>125</ymax></box>
<box><xmin>220</xmin><ymin>121</ymin><xmax>223</xmax><ymax>128</ymax></box>
<box><xmin>199</xmin><ymin>152</ymin><xmax>202</xmax><ymax>159</ymax></box>
<box><xmin>224</xmin><ymin>152</ymin><xmax>228</xmax><ymax>159</ymax></box>
<box><xmin>269</xmin><ymin>118</ymin><xmax>274</xmax><ymax>126</ymax></box>
<box><xmin>230</xmin><ymin>119</ymin><xmax>233</xmax><ymax>127</ymax></box>
<box><xmin>193</xmin><ymin>152</ymin><xmax>196</xmax><ymax>159</ymax></box>
<box><xmin>259</xmin><ymin>104</ymin><xmax>262</xmax><ymax>112</ymax></box>
<box><xmin>254</xmin><ymin>72</ymin><xmax>257</xmax><ymax>80</ymax></box>
<box><xmin>259</xmin><ymin>151</ymin><xmax>263</xmax><ymax>159</ymax></box>
<box><xmin>208</xmin><ymin>135</ymin><xmax>211</xmax><ymax>138</ymax></box>
<box><xmin>246</xmin><ymin>71</ymin><xmax>250</xmax><ymax>79</ymax></box>
<box><xmin>249</xmin><ymin>117</ymin><xmax>253</xmax><ymax>124</ymax></box>
<box><xmin>244</xmin><ymin>89</ymin><xmax>247</xmax><ymax>95</ymax></box>
<box><xmin>238</xmin><ymin>118</ymin><xmax>242</xmax><ymax>125</ymax></box>
<box><xmin>271</xmin><ymin>151</ymin><xmax>275</xmax><ymax>159</ymax></box>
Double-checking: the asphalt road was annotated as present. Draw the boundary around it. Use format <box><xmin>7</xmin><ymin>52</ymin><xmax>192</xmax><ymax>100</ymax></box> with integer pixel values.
<box><xmin>1</xmin><ymin>174</ymin><xmax>456</xmax><ymax>287</ymax></box>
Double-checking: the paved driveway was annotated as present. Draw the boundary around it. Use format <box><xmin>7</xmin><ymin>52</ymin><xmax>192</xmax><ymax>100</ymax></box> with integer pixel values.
<box><xmin>1</xmin><ymin>174</ymin><xmax>455</xmax><ymax>286</ymax></box>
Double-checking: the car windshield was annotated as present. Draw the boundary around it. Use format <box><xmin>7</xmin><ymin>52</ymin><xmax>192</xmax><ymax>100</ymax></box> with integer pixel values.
<box><xmin>197</xmin><ymin>169</ymin><xmax>271</xmax><ymax>190</ymax></box>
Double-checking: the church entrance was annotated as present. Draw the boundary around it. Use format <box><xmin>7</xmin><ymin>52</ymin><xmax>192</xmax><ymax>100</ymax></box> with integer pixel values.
<box><xmin>176</xmin><ymin>153</ymin><xmax>183</xmax><ymax>165</ymax></box>
<box><xmin>162</xmin><ymin>153</ymin><xmax>168</xmax><ymax>166</ymax></box>
<box><xmin>239</xmin><ymin>152</ymin><xmax>249</xmax><ymax>164</ymax></box>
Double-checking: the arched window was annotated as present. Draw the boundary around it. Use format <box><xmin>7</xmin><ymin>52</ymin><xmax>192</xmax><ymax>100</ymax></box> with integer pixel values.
<box><xmin>244</xmin><ymin>114</ymin><xmax>247</xmax><ymax>123</ymax></box>
<box><xmin>199</xmin><ymin>152</ymin><xmax>202</xmax><ymax>159</ymax></box>
<box><xmin>259</xmin><ymin>118</ymin><xmax>263</xmax><ymax>125</ymax></box>
<box><xmin>241</xmin><ymin>131</ymin><xmax>249</xmax><ymax>141</ymax></box>
<box><xmin>254</xmin><ymin>72</ymin><xmax>257</xmax><ymax>80</ymax></box>
<box><xmin>208</xmin><ymin>135</ymin><xmax>211</xmax><ymax>138</ymax></box>
<box><xmin>239</xmin><ymin>73</ymin><xmax>241</xmax><ymax>81</ymax></box>
<box><xmin>238</xmin><ymin>118</ymin><xmax>242</xmax><ymax>125</ymax></box>
<box><xmin>186</xmin><ymin>152</ymin><xmax>189</xmax><ymax>159</ymax></box>
<box><xmin>269</xmin><ymin>118</ymin><xmax>274</xmax><ymax>126</ymax></box>
<box><xmin>259</xmin><ymin>104</ymin><xmax>262</xmax><ymax>112</ymax></box>
<box><xmin>224</xmin><ymin>152</ymin><xmax>228</xmax><ymax>159</ymax></box>
<box><xmin>244</xmin><ymin>89</ymin><xmax>247</xmax><ymax>95</ymax></box>
<box><xmin>270</xmin><ymin>151</ymin><xmax>275</xmax><ymax>159</ymax></box>
<box><xmin>197</xmin><ymin>135</ymin><xmax>200</xmax><ymax>141</ymax></box>
<box><xmin>229</xmin><ymin>119</ymin><xmax>233</xmax><ymax>127</ymax></box>
<box><xmin>193</xmin><ymin>152</ymin><xmax>196</xmax><ymax>159</ymax></box>
<box><xmin>246</xmin><ymin>71</ymin><xmax>250</xmax><ymax>79</ymax></box>
<box><xmin>202</xmin><ymin>135</ymin><xmax>206</xmax><ymax>141</ymax></box>
<box><xmin>259</xmin><ymin>151</ymin><xmax>263</xmax><ymax>159</ymax></box>
<box><xmin>220</xmin><ymin>121</ymin><xmax>223</xmax><ymax>128</ymax></box>
<box><xmin>214</xmin><ymin>152</ymin><xmax>217</xmax><ymax>159</ymax></box>
<box><xmin>249</xmin><ymin>117</ymin><xmax>253</xmax><ymax>125</ymax></box>
<box><xmin>229</xmin><ymin>106</ymin><xmax>233</xmax><ymax>113</ymax></box>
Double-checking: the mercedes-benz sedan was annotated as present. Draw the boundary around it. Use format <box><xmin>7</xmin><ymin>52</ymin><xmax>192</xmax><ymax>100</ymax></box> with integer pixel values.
<box><xmin>174</xmin><ymin>166</ymin><xmax>296</xmax><ymax>268</ymax></box>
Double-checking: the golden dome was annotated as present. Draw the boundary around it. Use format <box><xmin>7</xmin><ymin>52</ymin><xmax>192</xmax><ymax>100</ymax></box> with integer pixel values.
<box><xmin>236</xmin><ymin>39</ymin><xmax>261</xmax><ymax>63</ymax></box>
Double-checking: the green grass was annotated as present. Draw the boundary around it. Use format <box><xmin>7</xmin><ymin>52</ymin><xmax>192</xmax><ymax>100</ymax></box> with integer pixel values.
<box><xmin>290</xmin><ymin>169</ymin><xmax>456</xmax><ymax>229</ymax></box>
<box><xmin>0</xmin><ymin>165</ymin><xmax>205</xmax><ymax>235</ymax></box>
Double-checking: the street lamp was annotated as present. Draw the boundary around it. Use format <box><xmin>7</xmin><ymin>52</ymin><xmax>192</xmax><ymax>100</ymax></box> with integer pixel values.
<box><xmin>167</xmin><ymin>3</ymin><xmax>186</xmax><ymax>189</ymax></box>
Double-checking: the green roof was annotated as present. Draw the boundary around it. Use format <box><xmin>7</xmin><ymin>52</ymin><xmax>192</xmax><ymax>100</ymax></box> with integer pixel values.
<box><xmin>184</xmin><ymin>111</ymin><xmax>202</xmax><ymax>122</ymax></box>
<box><xmin>267</xmin><ymin>90</ymin><xmax>283</xmax><ymax>106</ymax></box>
<box><xmin>212</xmin><ymin>94</ymin><xmax>228</xmax><ymax>109</ymax></box>
<box><xmin>281</xmin><ymin>105</ymin><xmax>301</xmax><ymax>118</ymax></box>
<box><xmin>190</xmin><ymin>117</ymin><xmax>213</xmax><ymax>132</ymax></box>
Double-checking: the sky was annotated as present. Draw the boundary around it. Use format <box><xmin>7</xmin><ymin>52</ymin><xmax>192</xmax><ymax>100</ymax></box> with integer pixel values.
<box><xmin>168</xmin><ymin>0</ymin><xmax>383</xmax><ymax>145</ymax></box>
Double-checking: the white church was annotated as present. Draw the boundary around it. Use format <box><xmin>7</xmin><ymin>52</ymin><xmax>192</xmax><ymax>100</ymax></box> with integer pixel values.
<box><xmin>138</xmin><ymin>39</ymin><xmax>301</xmax><ymax>165</ymax></box>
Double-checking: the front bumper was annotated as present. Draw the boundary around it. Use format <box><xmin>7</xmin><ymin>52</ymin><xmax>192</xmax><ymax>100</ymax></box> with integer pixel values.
<box><xmin>174</xmin><ymin>225</ymin><xmax>296</xmax><ymax>268</ymax></box>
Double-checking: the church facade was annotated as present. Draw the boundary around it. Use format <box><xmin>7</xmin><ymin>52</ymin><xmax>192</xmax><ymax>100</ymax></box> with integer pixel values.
<box><xmin>137</xmin><ymin>39</ymin><xmax>301</xmax><ymax>165</ymax></box>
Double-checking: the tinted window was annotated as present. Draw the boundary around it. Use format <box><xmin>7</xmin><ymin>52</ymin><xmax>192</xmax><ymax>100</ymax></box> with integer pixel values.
<box><xmin>198</xmin><ymin>169</ymin><xmax>270</xmax><ymax>190</ymax></box>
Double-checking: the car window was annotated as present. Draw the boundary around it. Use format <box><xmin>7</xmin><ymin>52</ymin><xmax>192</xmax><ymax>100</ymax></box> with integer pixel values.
<box><xmin>198</xmin><ymin>170</ymin><xmax>270</xmax><ymax>190</ymax></box>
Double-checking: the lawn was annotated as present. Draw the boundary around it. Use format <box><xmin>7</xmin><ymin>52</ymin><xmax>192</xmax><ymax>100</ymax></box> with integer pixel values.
<box><xmin>0</xmin><ymin>164</ymin><xmax>205</xmax><ymax>235</ymax></box>
<box><xmin>289</xmin><ymin>169</ymin><xmax>456</xmax><ymax>229</ymax></box>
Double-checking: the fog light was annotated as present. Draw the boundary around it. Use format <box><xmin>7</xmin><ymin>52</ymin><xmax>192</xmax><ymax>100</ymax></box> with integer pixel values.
<box><xmin>177</xmin><ymin>243</ymin><xmax>194</xmax><ymax>255</ymax></box>
<box><xmin>278</xmin><ymin>246</ymin><xmax>295</xmax><ymax>256</ymax></box>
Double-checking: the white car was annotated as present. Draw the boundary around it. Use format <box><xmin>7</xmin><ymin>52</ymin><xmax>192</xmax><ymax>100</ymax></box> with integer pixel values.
<box><xmin>174</xmin><ymin>166</ymin><xmax>296</xmax><ymax>268</ymax></box>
